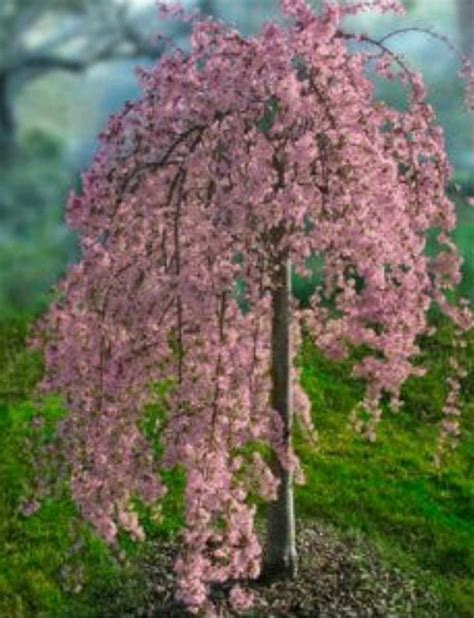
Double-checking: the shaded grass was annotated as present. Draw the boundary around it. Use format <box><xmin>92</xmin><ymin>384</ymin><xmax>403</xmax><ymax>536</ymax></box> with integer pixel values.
<box><xmin>0</xmin><ymin>395</ymin><xmax>114</xmax><ymax>617</ymax></box>
<box><xmin>0</xmin><ymin>316</ymin><xmax>185</xmax><ymax>617</ymax></box>
<box><xmin>0</xmin><ymin>313</ymin><xmax>473</xmax><ymax>616</ymax></box>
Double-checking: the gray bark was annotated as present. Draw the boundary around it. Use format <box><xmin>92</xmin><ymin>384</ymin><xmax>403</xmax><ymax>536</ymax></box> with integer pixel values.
<box><xmin>0</xmin><ymin>71</ymin><xmax>15</xmax><ymax>163</ymax></box>
<box><xmin>199</xmin><ymin>0</ymin><xmax>217</xmax><ymax>17</ymax></box>
<box><xmin>457</xmin><ymin>0</ymin><xmax>474</xmax><ymax>163</ymax></box>
<box><xmin>262</xmin><ymin>256</ymin><xmax>298</xmax><ymax>581</ymax></box>
<box><xmin>457</xmin><ymin>0</ymin><xmax>474</xmax><ymax>58</ymax></box>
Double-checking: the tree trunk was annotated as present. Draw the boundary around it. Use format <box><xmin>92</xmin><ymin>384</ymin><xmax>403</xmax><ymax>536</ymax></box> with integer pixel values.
<box><xmin>199</xmin><ymin>0</ymin><xmax>217</xmax><ymax>17</ymax></box>
<box><xmin>0</xmin><ymin>71</ymin><xmax>15</xmax><ymax>164</ymax></box>
<box><xmin>457</xmin><ymin>0</ymin><xmax>474</xmax><ymax>58</ymax></box>
<box><xmin>261</xmin><ymin>256</ymin><xmax>297</xmax><ymax>581</ymax></box>
<box><xmin>457</xmin><ymin>0</ymin><xmax>474</xmax><ymax>165</ymax></box>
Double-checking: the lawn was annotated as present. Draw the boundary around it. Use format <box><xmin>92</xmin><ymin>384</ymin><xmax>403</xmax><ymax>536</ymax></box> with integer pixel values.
<box><xmin>0</xmin><ymin>312</ymin><xmax>473</xmax><ymax>616</ymax></box>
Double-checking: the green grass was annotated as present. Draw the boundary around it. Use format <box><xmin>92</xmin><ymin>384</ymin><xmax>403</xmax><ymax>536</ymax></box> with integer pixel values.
<box><xmin>0</xmin><ymin>313</ymin><xmax>473</xmax><ymax>616</ymax></box>
<box><xmin>295</xmin><ymin>318</ymin><xmax>474</xmax><ymax>616</ymax></box>
<box><xmin>0</xmin><ymin>394</ymin><xmax>114</xmax><ymax>617</ymax></box>
<box><xmin>0</xmin><ymin>316</ymin><xmax>184</xmax><ymax>617</ymax></box>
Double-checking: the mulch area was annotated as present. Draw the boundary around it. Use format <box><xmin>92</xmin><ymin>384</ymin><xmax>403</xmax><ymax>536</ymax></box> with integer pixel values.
<box><xmin>105</xmin><ymin>521</ymin><xmax>441</xmax><ymax>617</ymax></box>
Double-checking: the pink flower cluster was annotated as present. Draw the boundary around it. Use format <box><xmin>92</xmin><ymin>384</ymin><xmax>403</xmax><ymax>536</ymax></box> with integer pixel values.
<box><xmin>30</xmin><ymin>0</ymin><xmax>472</xmax><ymax>614</ymax></box>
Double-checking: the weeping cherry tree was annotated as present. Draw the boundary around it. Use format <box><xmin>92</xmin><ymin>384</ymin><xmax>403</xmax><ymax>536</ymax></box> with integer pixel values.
<box><xmin>30</xmin><ymin>0</ymin><xmax>474</xmax><ymax>614</ymax></box>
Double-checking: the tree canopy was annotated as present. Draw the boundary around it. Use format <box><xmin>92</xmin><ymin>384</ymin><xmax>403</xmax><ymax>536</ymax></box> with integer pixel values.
<box><xmin>31</xmin><ymin>0</ymin><xmax>473</xmax><ymax>614</ymax></box>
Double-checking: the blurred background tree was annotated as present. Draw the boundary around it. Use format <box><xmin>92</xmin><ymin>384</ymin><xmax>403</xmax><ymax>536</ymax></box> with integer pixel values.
<box><xmin>0</xmin><ymin>0</ymin><xmax>472</xmax><ymax>318</ymax></box>
<box><xmin>0</xmin><ymin>0</ymin><xmax>171</xmax><ymax>164</ymax></box>
<box><xmin>0</xmin><ymin>0</ymin><xmax>168</xmax><ymax>317</ymax></box>
<box><xmin>457</xmin><ymin>0</ymin><xmax>474</xmax><ymax>63</ymax></box>
<box><xmin>457</xmin><ymin>0</ymin><xmax>474</xmax><ymax>161</ymax></box>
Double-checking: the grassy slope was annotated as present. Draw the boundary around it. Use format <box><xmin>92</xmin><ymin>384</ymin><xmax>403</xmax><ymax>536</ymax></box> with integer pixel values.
<box><xmin>0</xmin><ymin>315</ymin><xmax>473</xmax><ymax>616</ymax></box>
<box><xmin>295</xmin><ymin>320</ymin><xmax>474</xmax><ymax>617</ymax></box>
<box><xmin>0</xmin><ymin>319</ymin><xmax>185</xmax><ymax>618</ymax></box>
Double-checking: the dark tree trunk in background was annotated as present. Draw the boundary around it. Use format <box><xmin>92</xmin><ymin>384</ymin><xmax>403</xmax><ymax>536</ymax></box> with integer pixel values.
<box><xmin>457</xmin><ymin>0</ymin><xmax>474</xmax><ymax>164</ymax></box>
<box><xmin>0</xmin><ymin>71</ymin><xmax>15</xmax><ymax>164</ymax></box>
<box><xmin>262</xmin><ymin>257</ymin><xmax>298</xmax><ymax>582</ymax></box>
<box><xmin>457</xmin><ymin>0</ymin><xmax>474</xmax><ymax>57</ymax></box>
<box><xmin>401</xmin><ymin>0</ymin><xmax>417</xmax><ymax>12</ymax></box>
<box><xmin>199</xmin><ymin>0</ymin><xmax>217</xmax><ymax>17</ymax></box>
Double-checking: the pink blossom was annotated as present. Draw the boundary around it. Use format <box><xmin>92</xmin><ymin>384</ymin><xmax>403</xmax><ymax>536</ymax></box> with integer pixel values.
<box><xmin>229</xmin><ymin>585</ymin><xmax>255</xmax><ymax>612</ymax></box>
